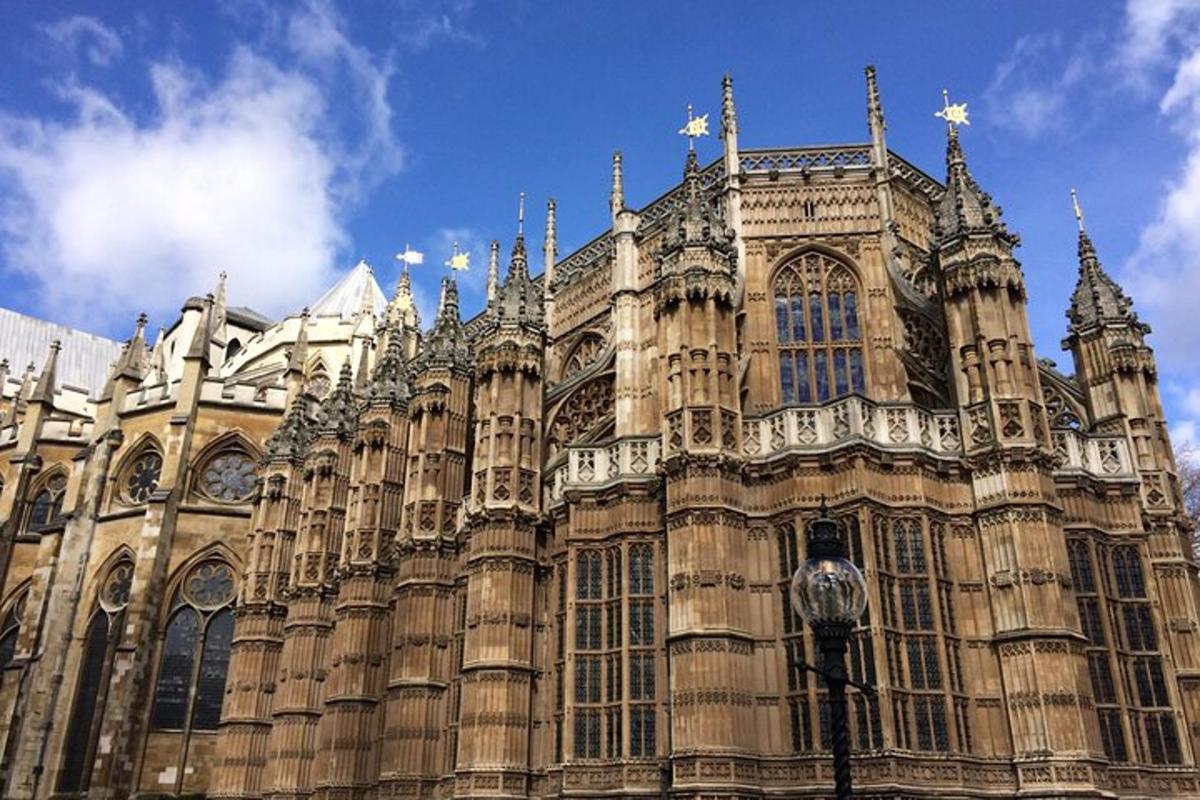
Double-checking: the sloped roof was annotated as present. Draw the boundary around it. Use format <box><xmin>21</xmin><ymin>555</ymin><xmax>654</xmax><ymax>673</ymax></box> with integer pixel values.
<box><xmin>0</xmin><ymin>307</ymin><xmax>123</xmax><ymax>395</ymax></box>
<box><xmin>308</xmin><ymin>260</ymin><xmax>388</xmax><ymax>318</ymax></box>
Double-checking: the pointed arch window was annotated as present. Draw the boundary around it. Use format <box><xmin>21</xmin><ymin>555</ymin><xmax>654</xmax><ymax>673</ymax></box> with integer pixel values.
<box><xmin>774</xmin><ymin>251</ymin><xmax>865</xmax><ymax>403</ymax></box>
<box><xmin>0</xmin><ymin>588</ymin><xmax>28</xmax><ymax>670</ymax></box>
<box><xmin>150</xmin><ymin>559</ymin><xmax>237</xmax><ymax>732</ymax></box>
<box><xmin>26</xmin><ymin>473</ymin><xmax>67</xmax><ymax>532</ymax></box>
<box><xmin>58</xmin><ymin>558</ymin><xmax>134</xmax><ymax>793</ymax></box>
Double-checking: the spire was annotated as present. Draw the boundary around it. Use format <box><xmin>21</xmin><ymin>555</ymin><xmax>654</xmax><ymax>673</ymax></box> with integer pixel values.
<box><xmin>365</xmin><ymin>312</ymin><xmax>412</xmax><ymax>409</ymax></box>
<box><xmin>721</xmin><ymin>74</ymin><xmax>738</xmax><ymax>139</ymax></box>
<box><xmin>286</xmin><ymin>308</ymin><xmax>311</xmax><ymax>394</ymax></box>
<box><xmin>185</xmin><ymin>294</ymin><xmax>215</xmax><ymax>365</ymax></box>
<box><xmin>264</xmin><ymin>394</ymin><xmax>315</xmax><ymax>463</ymax></box>
<box><xmin>29</xmin><ymin>340</ymin><xmax>60</xmax><ymax>404</ymax></box>
<box><xmin>490</xmin><ymin>194</ymin><xmax>544</xmax><ymax>328</ymax></box>
<box><xmin>213</xmin><ymin>270</ymin><xmax>228</xmax><ymax>330</ymax></box>
<box><xmin>355</xmin><ymin>338</ymin><xmax>371</xmax><ymax>392</ymax></box>
<box><xmin>386</xmin><ymin>268</ymin><xmax>419</xmax><ymax>331</ymax></box>
<box><xmin>101</xmin><ymin>313</ymin><xmax>150</xmax><ymax>400</ymax></box>
<box><xmin>866</xmin><ymin>65</ymin><xmax>886</xmax><ymax>154</ymax></box>
<box><xmin>316</xmin><ymin>358</ymin><xmax>358</xmax><ymax>440</ymax></box>
<box><xmin>487</xmin><ymin>239</ymin><xmax>500</xmax><ymax>304</ymax></box>
<box><xmin>543</xmin><ymin>198</ymin><xmax>557</xmax><ymax>289</ymax></box>
<box><xmin>508</xmin><ymin>193</ymin><xmax>529</xmax><ymax>281</ymax></box>
<box><xmin>421</xmin><ymin>275</ymin><xmax>470</xmax><ymax>369</ymax></box>
<box><xmin>934</xmin><ymin>93</ymin><xmax>1014</xmax><ymax>246</ymax></box>
<box><xmin>1066</xmin><ymin>191</ymin><xmax>1145</xmax><ymax>337</ymax></box>
<box><xmin>118</xmin><ymin>313</ymin><xmax>149</xmax><ymax>380</ymax></box>
<box><xmin>866</xmin><ymin>66</ymin><xmax>884</xmax><ymax>134</ymax></box>
<box><xmin>611</xmin><ymin>151</ymin><xmax>625</xmax><ymax>219</ymax></box>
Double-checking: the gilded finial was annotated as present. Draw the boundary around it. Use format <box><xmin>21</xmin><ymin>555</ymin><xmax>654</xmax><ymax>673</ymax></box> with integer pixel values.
<box><xmin>1071</xmin><ymin>188</ymin><xmax>1085</xmax><ymax>233</ymax></box>
<box><xmin>935</xmin><ymin>88</ymin><xmax>969</xmax><ymax>132</ymax></box>
<box><xmin>445</xmin><ymin>241</ymin><xmax>470</xmax><ymax>271</ymax></box>
<box><xmin>678</xmin><ymin>104</ymin><xmax>710</xmax><ymax>151</ymax></box>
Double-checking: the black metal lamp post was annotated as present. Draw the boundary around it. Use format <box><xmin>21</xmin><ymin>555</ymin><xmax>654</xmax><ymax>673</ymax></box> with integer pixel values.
<box><xmin>790</xmin><ymin>502</ymin><xmax>868</xmax><ymax>800</ymax></box>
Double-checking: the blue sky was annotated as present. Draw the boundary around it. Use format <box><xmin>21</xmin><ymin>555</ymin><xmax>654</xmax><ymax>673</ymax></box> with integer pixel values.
<box><xmin>3</xmin><ymin>0</ymin><xmax>1200</xmax><ymax>443</ymax></box>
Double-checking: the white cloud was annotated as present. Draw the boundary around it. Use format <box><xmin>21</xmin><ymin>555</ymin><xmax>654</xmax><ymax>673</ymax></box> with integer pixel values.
<box><xmin>1115</xmin><ymin>0</ymin><xmax>1200</xmax><ymax>446</ymax></box>
<box><xmin>41</xmin><ymin>16</ymin><xmax>123</xmax><ymax>67</ymax></box>
<box><xmin>0</xmin><ymin>1</ymin><xmax>402</xmax><ymax>329</ymax></box>
<box><xmin>983</xmin><ymin>32</ymin><xmax>1096</xmax><ymax>139</ymax></box>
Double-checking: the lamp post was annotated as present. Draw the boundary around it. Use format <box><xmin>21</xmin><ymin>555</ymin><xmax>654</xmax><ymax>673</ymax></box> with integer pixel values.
<box><xmin>790</xmin><ymin>502</ymin><xmax>868</xmax><ymax>800</ymax></box>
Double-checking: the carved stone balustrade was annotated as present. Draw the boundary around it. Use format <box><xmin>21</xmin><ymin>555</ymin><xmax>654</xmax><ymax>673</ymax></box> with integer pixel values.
<box><xmin>547</xmin><ymin>436</ymin><xmax>660</xmax><ymax>507</ymax></box>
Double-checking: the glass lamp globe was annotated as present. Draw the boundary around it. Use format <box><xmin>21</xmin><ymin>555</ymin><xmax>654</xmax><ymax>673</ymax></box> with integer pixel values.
<box><xmin>790</xmin><ymin>555</ymin><xmax>868</xmax><ymax>627</ymax></box>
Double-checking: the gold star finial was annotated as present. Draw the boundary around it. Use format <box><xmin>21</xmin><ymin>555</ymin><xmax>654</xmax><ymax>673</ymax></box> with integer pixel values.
<box><xmin>1071</xmin><ymin>188</ymin><xmax>1085</xmax><ymax>233</ymax></box>
<box><xmin>445</xmin><ymin>241</ymin><xmax>470</xmax><ymax>272</ymax></box>
<box><xmin>935</xmin><ymin>88</ymin><xmax>970</xmax><ymax>129</ymax></box>
<box><xmin>678</xmin><ymin>104</ymin><xmax>710</xmax><ymax>151</ymax></box>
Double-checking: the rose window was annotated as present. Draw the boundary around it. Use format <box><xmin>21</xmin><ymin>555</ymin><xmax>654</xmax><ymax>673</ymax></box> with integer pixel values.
<box><xmin>124</xmin><ymin>452</ymin><xmax>163</xmax><ymax>504</ymax></box>
<box><xmin>200</xmin><ymin>452</ymin><xmax>256</xmax><ymax>502</ymax></box>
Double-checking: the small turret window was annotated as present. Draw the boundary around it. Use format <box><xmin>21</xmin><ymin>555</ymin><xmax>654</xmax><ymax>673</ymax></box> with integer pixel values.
<box><xmin>774</xmin><ymin>251</ymin><xmax>865</xmax><ymax>404</ymax></box>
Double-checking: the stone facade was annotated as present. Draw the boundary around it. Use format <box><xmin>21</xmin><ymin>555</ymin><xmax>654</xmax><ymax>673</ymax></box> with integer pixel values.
<box><xmin>0</xmin><ymin>68</ymin><xmax>1198</xmax><ymax>800</ymax></box>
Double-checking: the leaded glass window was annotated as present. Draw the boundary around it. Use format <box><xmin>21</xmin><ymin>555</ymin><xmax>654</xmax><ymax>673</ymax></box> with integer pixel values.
<box><xmin>198</xmin><ymin>451</ymin><xmax>257</xmax><ymax>503</ymax></box>
<box><xmin>27</xmin><ymin>474</ymin><xmax>67</xmax><ymax>532</ymax></box>
<box><xmin>0</xmin><ymin>589</ymin><xmax>26</xmax><ymax>670</ymax></box>
<box><xmin>122</xmin><ymin>450</ymin><xmax>163</xmax><ymax>504</ymax></box>
<box><xmin>58</xmin><ymin>559</ymin><xmax>132</xmax><ymax>793</ymax></box>
<box><xmin>774</xmin><ymin>251</ymin><xmax>866</xmax><ymax>404</ymax></box>
<box><xmin>149</xmin><ymin>560</ymin><xmax>238</xmax><ymax>733</ymax></box>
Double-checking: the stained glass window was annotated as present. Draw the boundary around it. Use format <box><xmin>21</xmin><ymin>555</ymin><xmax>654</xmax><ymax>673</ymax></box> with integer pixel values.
<box><xmin>774</xmin><ymin>252</ymin><xmax>867</xmax><ymax>404</ymax></box>
<box><xmin>27</xmin><ymin>474</ymin><xmax>67</xmax><ymax>532</ymax></box>
<box><xmin>200</xmin><ymin>452</ymin><xmax>257</xmax><ymax>502</ymax></box>
<box><xmin>149</xmin><ymin>560</ymin><xmax>238</xmax><ymax>735</ymax></box>
<box><xmin>192</xmin><ymin>608</ymin><xmax>233</xmax><ymax>730</ymax></box>
<box><xmin>150</xmin><ymin>608</ymin><xmax>200</xmax><ymax>730</ymax></box>
<box><xmin>123</xmin><ymin>451</ymin><xmax>163</xmax><ymax>504</ymax></box>
<box><xmin>59</xmin><ymin>611</ymin><xmax>110</xmax><ymax>792</ymax></box>
<box><xmin>0</xmin><ymin>591</ymin><xmax>25</xmax><ymax>670</ymax></box>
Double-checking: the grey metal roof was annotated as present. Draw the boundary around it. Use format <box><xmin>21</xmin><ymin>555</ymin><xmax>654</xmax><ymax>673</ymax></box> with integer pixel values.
<box><xmin>308</xmin><ymin>260</ymin><xmax>388</xmax><ymax>318</ymax></box>
<box><xmin>0</xmin><ymin>307</ymin><xmax>123</xmax><ymax>396</ymax></box>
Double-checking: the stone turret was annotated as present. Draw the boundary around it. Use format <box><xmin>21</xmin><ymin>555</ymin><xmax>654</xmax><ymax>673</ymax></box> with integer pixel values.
<box><xmin>457</xmin><ymin>200</ymin><xmax>544</xmax><ymax>796</ymax></box>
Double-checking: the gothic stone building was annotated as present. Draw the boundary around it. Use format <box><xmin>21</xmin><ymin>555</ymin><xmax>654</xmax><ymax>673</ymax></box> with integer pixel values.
<box><xmin>0</xmin><ymin>69</ymin><xmax>1197</xmax><ymax>800</ymax></box>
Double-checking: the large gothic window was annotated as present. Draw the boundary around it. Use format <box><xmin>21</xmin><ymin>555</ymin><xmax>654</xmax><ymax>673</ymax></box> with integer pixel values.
<box><xmin>779</xmin><ymin>511</ymin><xmax>881</xmax><ymax>755</ymax></box>
<box><xmin>774</xmin><ymin>251</ymin><xmax>865</xmax><ymax>403</ymax></box>
<box><xmin>150</xmin><ymin>560</ymin><xmax>237</xmax><ymax>732</ymax></box>
<box><xmin>58</xmin><ymin>558</ymin><xmax>134</xmax><ymax>793</ymax></box>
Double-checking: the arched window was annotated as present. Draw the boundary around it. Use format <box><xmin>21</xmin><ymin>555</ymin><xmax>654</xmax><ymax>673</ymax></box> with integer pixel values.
<box><xmin>26</xmin><ymin>473</ymin><xmax>67</xmax><ymax>532</ymax></box>
<box><xmin>774</xmin><ymin>251</ymin><xmax>865</xmax><ymax>403</ymax></box>
<box><xmin>225</xmin><ymin>338</ymin><xmax>242</xmax><ymax>360</ymax></box>
<box><xmin>120</xmin><ymin>449</ymin><xmax>163</xmax><ymax>505</ymax></box>
<box><xmin>0</xmin><ymin>588</ymin><xmax>28</xmax><ymax>670</ymax></box>
<box><xmin>58</xmin><ymin>558</ymin><xmax>133</xmax><ymax>793</ymax></box>
<box><xmin>196</xmin><ymin>449</ymin><xmax>257</xmax><ymax>503</ymax></box>
<box><xmin>150</xmin><ymin>560</ymin><xmax>237</xmax><ymax>732</ymax></box>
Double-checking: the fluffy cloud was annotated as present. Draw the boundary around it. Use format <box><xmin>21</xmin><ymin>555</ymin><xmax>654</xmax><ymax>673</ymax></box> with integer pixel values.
<box><xmin>0</xmin><ymin>1</ymin><xmax>401</xmax><ymax>329</ymax></box>
<box><xmin>1120</xmin><ymin>0</ymin><xmax>1200</xmax><ymax>438</ymax></box>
